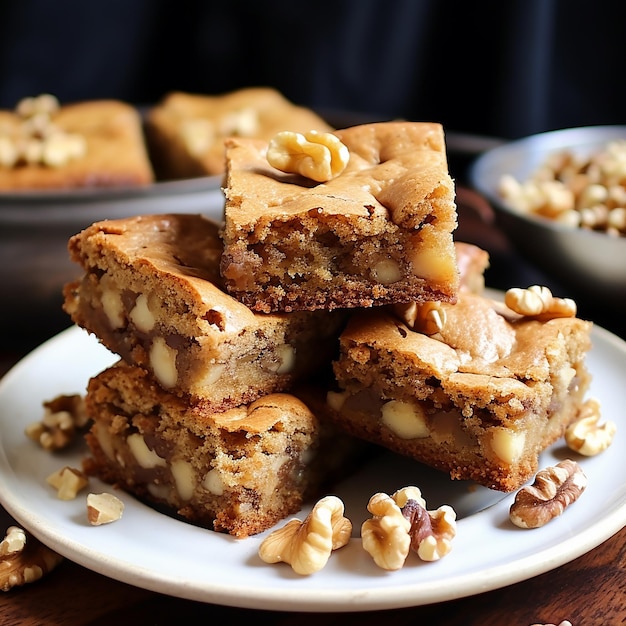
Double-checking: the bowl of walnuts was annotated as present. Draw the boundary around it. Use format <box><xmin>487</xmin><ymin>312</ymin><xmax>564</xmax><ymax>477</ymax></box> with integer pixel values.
<box><xmin>469</xmin><ymin>125</ymin><xmax>626</xmax><ymax>308</ymax></box>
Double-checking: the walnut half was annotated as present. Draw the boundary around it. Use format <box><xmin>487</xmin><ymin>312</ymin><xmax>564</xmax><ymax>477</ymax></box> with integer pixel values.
<box><xmin>361</xmin><ymin>492</ymin><xmax>411</xmax><ymax>571</ymax></box>
<box><xmin>258</xmin><ymin>495</ymin><xmax>352</xmax><ymax>575</ymax></box>
<box><xmin>565</xmin><ymin>397</ymin><xmax>617</xmax><ymax>456</ymax></box>
<box><xmin>0</xmin><ymin>526</ymin><xmax>63</xmax><ymax>591</ymax></box>
<box><xmin>361</xmin><ymin>486</ymin><xmax>457</xmax><ymax>570</ymax></box>
<box><xmin>393</xmin><ymin>301</ymin><xmax>447</xmax><ymax>335</ymax></box>
<box><xmin>402</xmin><ymin>500</ymin><xmax>457</xmax><ymax>562</ymax></box>
<box><xmin>504</xmin><ymin>285</ymin><xmax>576</xmax><ymax>320</ymax></box>
<box><xmin>509</xmin><ymin>460</ymin><xmax>587</xmax><ymax>529</ymax></box>
<box><xmin>266</xmin><ymin>130</ymin><xmax>349</xmax><ymax>182</ymax></box>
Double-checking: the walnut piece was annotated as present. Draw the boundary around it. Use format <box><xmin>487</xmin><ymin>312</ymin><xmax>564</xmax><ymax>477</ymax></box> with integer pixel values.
<box><xmin>46</xmin><ymin>466</ymin><xmax>89</xmax><ymax>500</ymax></box>
<box><xmin>16</xmin><ymin>94</ymin><xmax>59</xmax><ymax>118</ymax></box>
<box><xmin>499</xmin><ymin>139</ymin><xmax>626</xmax><ymax>236</ymax></box>
<box><xmin>362</xmin><ymin>486</ymin><xmax>457</xmax><ymax>569</ymax></box>
<box><xmin>393</xmin><ymin>301</ymin><xmax>446</xmax><ymax>335</ymax></box>
<box><xmin>509</xmin><ymin>460</ymin><xmax>587</xmax><ymax>529</ymax></box>
<box><xmin>87</xmin><ymin>493</ymin><xmax>125</xmax><ymax>525</ymax></box>
<box><xmin>0</xmin><ymin>94</ymin><xmax>87</xmax><ymax>169</ymax></box>
<box><xmin>565</xmin><ymin>397</ymin><xmax>617</xmax><ymax>456</ymax></box>
<box><xmin>402</xmin><ymin>499</ymin><xmax>457</xmax><ymax>562</ymax></box>
<box><xmin>266</xmin><ymin>130</ymin><xmax>349</xmax><ymax>182</ymax></box>
<box><xmin>504</xmin><ymin>285</ymin><xmax>577</xmax><ymax>319</ymax></box>
<box><xmin>25</xmin><ymin>394</ymin><xmax>88</xmax><ymax>451</ymax></box>
<box><xmin>361</xmin><ymin>492</ymin><xmax>411</xmax><ymax>571</ymax></box>
<box><xmin>0</xmin><ymin>526</ymin><xmax>63</xmax><ymax>591</ymax></box>
<box><xmin>258</xmin><ymin>495</ymin><xmax>352</xmax><ymax>575</ymax></box>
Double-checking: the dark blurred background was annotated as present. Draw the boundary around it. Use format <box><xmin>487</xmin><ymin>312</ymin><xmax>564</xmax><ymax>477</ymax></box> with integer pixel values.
<box><xmin>1</xmin><ymin>0</ymin><xmax>624</xmax><ymax>347</ymax></box>
<box><xmin>1</xmin><ymin>0</ymin><xmax>625</xmax><ymax>143</ymax></box>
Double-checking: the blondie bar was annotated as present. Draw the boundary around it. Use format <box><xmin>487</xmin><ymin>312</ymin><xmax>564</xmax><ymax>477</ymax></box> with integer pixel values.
<box><xmin>220</xmin><ymin>121</ymin><xmax>459</xmax><ymax>313</ymax></box>
<box><xmin>0</xmin><ymin>95</ymin><xmax>153</xmax><ymax>190</ymax></box>
<box><xmin>63</xmin><ymin>213</ymin><xmax>345</xmax><ymax>409</ymax></box>
<box><xmin>84</xmin><ymin>361</ymin><xmax>356</xmax><ymax>537</ymax></box>
<box><xmin>145</xmin><ymin>87</ymin><xmax>333</xmax><ymax>179</ymax></box>
<box><xmin>328</xmin><ymin>290</ymin><xmax>593</xmax><ymax>492</ymax></box>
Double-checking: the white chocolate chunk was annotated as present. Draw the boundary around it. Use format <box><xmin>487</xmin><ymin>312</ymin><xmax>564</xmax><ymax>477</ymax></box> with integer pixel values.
<box><xmin>149</xmin><ymin>337</ymin><xmax>178</xmax><ymax>388</ymax></box>
<box><xmin>171</xmin><ymin>459</ymin><xmax>196</xmax><ymax>501</ymax></box>
<box><xmin>202</xmin><ymin>469</ymin><xmax>225</xmax><ymax>495</ymax></box>
<box><xmin>491</xmin><ymin>429</ymin><xmax>526</xmax><ymax>463</ymax></box>
<box><xmin>129</xmin><ymin>293</ymin><xmax>156</xmax><ymax>332</ymax></box>
<box><xmin>381</xmin><ymin>400</ymin><xmax>430</xmax><ymax>439</ymax></box>
<box><xmin>100</xmin><ymin>279</ymin><xmax>125</xmax><ymax>329</ymax></box>
<box><xmin>127</xmin><ymin>433</ymin><xmax>167</xmax><ymax>469</ymax></box>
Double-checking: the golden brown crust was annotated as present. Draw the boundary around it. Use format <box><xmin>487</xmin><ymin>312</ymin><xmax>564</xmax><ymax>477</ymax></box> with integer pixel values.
<box><xmin>223</xmin><ymin>121</ymin><xmax>455</xmax><ymax>227</ymax></box>
<box><xmin>0</xmin><ymin>100</ymin><xmax>154</xmax><ymax>190</ymax></box>
<box><xmin>145</xmin><ymin>87</ymin><xmax>333</xmax><ymax>179</ymax></box>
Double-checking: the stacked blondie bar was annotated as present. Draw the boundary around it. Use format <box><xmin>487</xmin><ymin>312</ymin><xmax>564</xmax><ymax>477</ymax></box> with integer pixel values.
<box><xmin>63</xmin><ymin>120</ymin><xmax>593</xmax><ymax>537</ymax></box>
<box><xmin>63</xmin><ymin>213</ymin><xmax>355</xmax><ymax>538</ymax></box>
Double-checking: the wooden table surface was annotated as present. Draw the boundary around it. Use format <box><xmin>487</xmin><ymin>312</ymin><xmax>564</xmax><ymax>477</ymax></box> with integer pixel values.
<box><xmin>1</xmin><ymin>189</ymin><xmax>624</xmax><ymax>626</ymax></box>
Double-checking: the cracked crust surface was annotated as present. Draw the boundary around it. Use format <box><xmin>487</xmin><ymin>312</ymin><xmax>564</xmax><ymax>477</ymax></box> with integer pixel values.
<box><xmin>220</xmin><ymin>121</ymin><xmax>459</xmax><ymax>312</ymax></box>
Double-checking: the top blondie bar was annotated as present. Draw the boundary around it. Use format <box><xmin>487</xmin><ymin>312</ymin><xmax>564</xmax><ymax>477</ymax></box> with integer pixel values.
<box><xmin>220</xmin><ymin>121</ymin><xmax>460</xmax><ymax>313</ymax></box>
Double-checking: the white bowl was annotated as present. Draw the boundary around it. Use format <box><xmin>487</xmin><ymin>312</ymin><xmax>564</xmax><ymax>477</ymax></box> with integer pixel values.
<box><xmin>469</xmin><ymin>125</ymin><xmax>626</xmax><ymax>309</ymax></box>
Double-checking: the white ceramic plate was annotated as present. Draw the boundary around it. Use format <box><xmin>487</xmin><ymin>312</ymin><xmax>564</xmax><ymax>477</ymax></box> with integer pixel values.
<box><xmin>0</xmin><ymin>319</ymin><xmax>625</xmax><ymax>612</ymax></box>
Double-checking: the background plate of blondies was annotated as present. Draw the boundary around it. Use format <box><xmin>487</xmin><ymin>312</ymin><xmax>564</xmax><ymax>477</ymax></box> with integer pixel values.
<box><xmin>0</xmin><ymin>178</ymin><xmax>227</xmax><ymax>352</ymax></box>
<box><xmin>0</xmin><ymin>312</ymin><xmax>625</xmax><ymax>612</ymax></box>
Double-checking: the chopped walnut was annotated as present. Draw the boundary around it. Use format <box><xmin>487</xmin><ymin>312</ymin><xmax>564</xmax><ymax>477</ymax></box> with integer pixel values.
<box><xmin>499</xmin><ymin>138</ymin><xmax>626</xmax><ymax>236</ymax></box>
<box><xmin>393</xmin><ymin>301</ymin><xmax>447</xmax><ymax>335</ymax></box>
<box><xmin>87</xmin><ymin>493</ymin><xmax>125</xmax><ymax>525</ymax></box>
<box><xmin>0</xmin><ymin>526</ymin><xmax>63</xmax><ymax>591</ymax></box>
<box><xmin>258</xmin><ymin>495</ymin><xmax>352</xmax><ymax>575</ymax></box>
<box><xmin>46</xmin><ymin>466</ymin><xmax>89</xmax><ymax>500</ymax></box>
<box><xmin>0</xmin><ymin>94</ymin><xmax>87</xmax><ymax>169</ymax></box>
<box><xmin>16</xmin><ymin>94</ymin><xmax>59</xmax><ymax>118</ymax></box>
<box><xmin>565</xmin><ymin>397</ymin><xmax>617</xmax><ymax>456</ymax></box>
<box><xmin>25</xmin><ymin>394</ymin><xmax>88</xmax><ymax>451</ymax></box>
<box><xmin>266</xmin><ymin>130</ymin><xmax>349</xmax><ymax>182</ymax></box>
<box><xmin>504</xmin><ymin>285</ymin><xmax>577</xmax><ymax>319</ymax></box>
<box><xmin>509</xmin><ymin>460</ymin><xmax>587</xmax><ymax>529</ymax></box>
